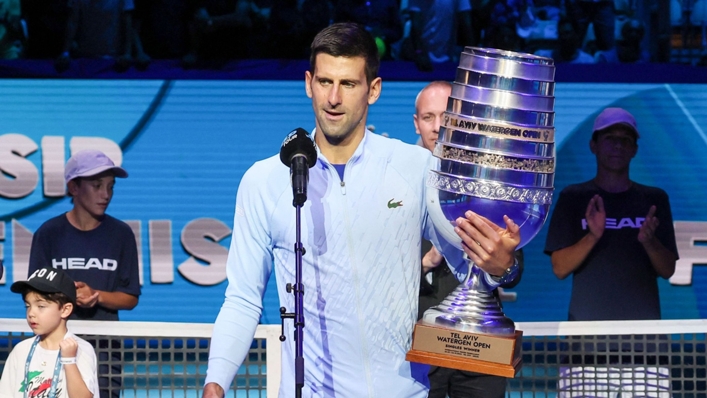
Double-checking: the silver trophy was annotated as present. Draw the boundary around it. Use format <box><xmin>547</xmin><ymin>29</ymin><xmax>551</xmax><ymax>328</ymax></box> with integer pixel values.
<box><xmin>410</xmin><ymin>47</ymin><xmax>555</xmax><ymax>376</ymax></box>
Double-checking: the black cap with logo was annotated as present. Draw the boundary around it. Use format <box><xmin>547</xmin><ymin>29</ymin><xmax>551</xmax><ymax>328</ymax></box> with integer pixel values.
<box><xmin>11</xmin><ymin>267</ymin><xmax>77</xmax><ymax>303</ymax></box>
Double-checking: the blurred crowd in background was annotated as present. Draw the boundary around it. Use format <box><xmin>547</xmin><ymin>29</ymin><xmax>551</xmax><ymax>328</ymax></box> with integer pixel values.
<box><xmin>0</xmin><ymin>0</ymin><xmax>705</xmax><ymax>72</ymax></box>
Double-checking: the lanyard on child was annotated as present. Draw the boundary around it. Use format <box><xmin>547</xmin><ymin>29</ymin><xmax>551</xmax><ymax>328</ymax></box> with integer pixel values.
<box><xmin>24</xmin><ymin>336</ymin><xmax>63</xmax><ymax>398</ymax></box>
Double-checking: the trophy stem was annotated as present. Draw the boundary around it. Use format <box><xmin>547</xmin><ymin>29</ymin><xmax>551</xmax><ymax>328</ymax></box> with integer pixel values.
<box><xmin>463</xmin><ymin>262</ymin><xmax>487</xmax><ymax>292</ymax></box>
<box><xmin>421</xmin><ymin>262</ymin><xmax>516</xmax><ymax>336</ymax></box>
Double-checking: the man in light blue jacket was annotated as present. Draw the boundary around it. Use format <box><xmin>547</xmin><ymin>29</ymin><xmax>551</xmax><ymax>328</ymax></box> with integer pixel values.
<box><xmin>203</xmin><ymin>22</ymin><xmax>521</xmax><ymax>398</ymax></box>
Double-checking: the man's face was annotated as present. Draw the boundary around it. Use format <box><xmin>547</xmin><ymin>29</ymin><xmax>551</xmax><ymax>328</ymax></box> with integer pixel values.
<box><xmin>414</xmin><ymin>84</ymin><xmax>451</xmax><ymax>152</ymax></box>
<box><xmin>68</xmin><ymin>171</ymin><xmax>116</xmax><ymax>219</ymax></box>
<box><xmin>590</xmin><ymin>126</ymin><xmax>638</xmax><ymax>172</ymax></box>
<box><xmin>305</xmin><ymin>53</ymin><xmax>381</xmax><ymax>145</ymax></box>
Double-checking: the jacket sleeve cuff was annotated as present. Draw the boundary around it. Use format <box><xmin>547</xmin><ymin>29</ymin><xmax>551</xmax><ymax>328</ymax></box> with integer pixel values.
<box><xmin>204</xmin><ymin>357</ymin><xmax>239</xmax><ymax>390</ymax></box>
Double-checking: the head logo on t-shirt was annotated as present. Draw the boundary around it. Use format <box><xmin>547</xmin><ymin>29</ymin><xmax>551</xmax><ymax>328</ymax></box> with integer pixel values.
<box><xmin>52</xmin><ymin>258</ymin><xmax>118</xmax><ymax>270</ymax></box>
<box><xmin>581</xmin><ymin>217</ymin><xmax>645</xmax><ymax>230</ymax></box>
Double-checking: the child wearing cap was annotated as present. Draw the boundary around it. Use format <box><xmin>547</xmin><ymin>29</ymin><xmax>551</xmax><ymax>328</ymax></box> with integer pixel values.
<box><xmin>28</xmin><ymin>149</ymin><xmax>140</xmax><ymax>321</ymax></box>
<box><xmin>27</xmin><ymin>149</ymin><xmax>140</xmax><ymax>398</ymax></box>
<box><xmin>0</xmin><ymin>267</ymin><xmax>99</xmax><ymax>398</ymax></box>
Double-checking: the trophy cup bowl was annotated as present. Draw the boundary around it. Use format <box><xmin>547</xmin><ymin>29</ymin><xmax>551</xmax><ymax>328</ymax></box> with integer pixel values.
<box><xmin>407</xmin><ymin>47</ymin><xmax>556</xmax><ymax>377</ymax></box>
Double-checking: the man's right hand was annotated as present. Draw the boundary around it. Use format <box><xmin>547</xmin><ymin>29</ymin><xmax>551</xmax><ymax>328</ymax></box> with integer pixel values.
<box><xmin>203</xmin><ymin>382</ymin><xmax>225</xmax><ymax>398</ymax></box>
<box><xmin>585</xmin><ymin>194</ymin><xmax>606</xmax><ymax>240</ymax></box>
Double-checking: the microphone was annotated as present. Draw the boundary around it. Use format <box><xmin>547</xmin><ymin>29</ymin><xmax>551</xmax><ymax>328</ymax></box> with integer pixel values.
<box><xmin>280</xmin><ymin>128</ymin><xmax>317</xmax><ymax>206</ymax></box>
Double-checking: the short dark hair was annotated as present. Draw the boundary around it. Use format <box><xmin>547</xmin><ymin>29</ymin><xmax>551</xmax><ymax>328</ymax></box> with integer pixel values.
<box><xmin>310</xmin><ymin>22</ymin><xmax>380</xmax><ymax>85</ymax></box>
<box><xmin>66</xmin><ymin>177</ymin><xmax>82</xmax><ymax>198</ymax></box>
<box><xmin>22</xmin><ymin>288</ymin><xmax>74</xmax><ymax>313</ymax></box>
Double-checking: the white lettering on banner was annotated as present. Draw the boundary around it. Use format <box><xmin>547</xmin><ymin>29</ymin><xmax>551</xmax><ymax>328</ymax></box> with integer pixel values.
<box><xmin>670</xmin><ymin>221</ymin><xmax>707</xmax><ymax>286</ymax></box>
<box><xmin>149</xmin><ymin>220</ymin><xmax>174</xmax><ymax>284</ymax></box>
<box><xmin>0</xmin><ymin>134</ymin><xmax>39</xmax><ymax>199</ymax></box>
<box><xmin>125</xmin><ymin>220</ymin><xmax>144</xmax><ymax>286</ymax></box>
<box><xmin>2</xmin><ymin>218</ymin><xmax>231</xmax><ymax>287</ymax></box>
<box><xmin>12</xmin><ymin>220</ymin><xmax>32</xmax><ymax>287</ymax></box>
<box><xmin>41</xmin><ymin>136</ymin><xmax>66</xmax><ymax>197</ymax></box>
<box><xmin>581</xmin><ymin>217</ymin><xmax>645</xmax><ymax>230</ymax></box>
<box><xmin>178</xmin><ymin>218</ymin><xmax>231</xmax><ymax>286</ymax></box>
<box><xmin>0</xmin><ymin>134</ymin><xmax>122</xmax><ymax>199</ymax></box>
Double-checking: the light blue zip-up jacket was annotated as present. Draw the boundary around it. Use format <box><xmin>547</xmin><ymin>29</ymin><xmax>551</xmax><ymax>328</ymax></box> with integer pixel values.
<box><xmin>206</xmin><ymin>130</ymin><xmax>494</xmax><ymax>397</ymax></box>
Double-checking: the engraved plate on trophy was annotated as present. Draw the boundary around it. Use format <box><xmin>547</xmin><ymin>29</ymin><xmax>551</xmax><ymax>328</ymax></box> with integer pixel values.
<box><xmin>406</xmin><ymin>47</ymin><xmax>556</xmax><ymax>378</ymax></box>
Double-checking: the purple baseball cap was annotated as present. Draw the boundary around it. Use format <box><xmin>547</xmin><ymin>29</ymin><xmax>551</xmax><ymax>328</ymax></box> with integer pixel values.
<box><xmin>592</xmin><ymin>107</ymin><xmax>640</xmax><ymax>138</ymax></box>
<box><xmin>64</xmin><ymin>149</ymin><xmax>128</xmax><ymax>183</ymax></box>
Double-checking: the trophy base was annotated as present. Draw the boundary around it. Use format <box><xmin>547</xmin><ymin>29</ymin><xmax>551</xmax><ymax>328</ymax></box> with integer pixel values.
<box><xmin>406</xmin><ymin>323</ymin><xmax>523</xmax><ymax>378</ymax></box>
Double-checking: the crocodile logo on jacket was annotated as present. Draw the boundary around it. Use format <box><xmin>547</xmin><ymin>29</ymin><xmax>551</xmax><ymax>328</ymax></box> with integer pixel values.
<box><xmin>387</xmin><ymin>199</ymin><xmax>403</xmax><ymax>208</ymax></box>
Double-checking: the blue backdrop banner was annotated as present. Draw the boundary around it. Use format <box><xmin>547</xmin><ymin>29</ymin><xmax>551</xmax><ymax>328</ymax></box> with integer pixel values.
<box><xmin>1</xmin><ymin>79</ymin><xmax>706</xmax><ymax>323</ymax></box>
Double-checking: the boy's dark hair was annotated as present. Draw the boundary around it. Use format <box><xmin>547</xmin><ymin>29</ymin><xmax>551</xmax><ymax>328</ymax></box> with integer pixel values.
<box><xmin>22</xmin><ymin>288</ymin><xmax>74</xmax><ymax>312</ymax></box>
<box><xmin>310</xmin><ymin>22</ymin><xmax>380</xmax><ymax>85</ymax></box>
<box><xmin>67</xmin><ymin>177</ymin><xmax>82</xmax><ymax>198</ymax></box>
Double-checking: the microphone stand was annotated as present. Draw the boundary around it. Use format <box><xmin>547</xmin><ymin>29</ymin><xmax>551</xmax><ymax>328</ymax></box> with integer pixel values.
<box><xmin>279</xmin><ymin>197</ymin><xmax>306</xmax><ymax>398</ymax></box>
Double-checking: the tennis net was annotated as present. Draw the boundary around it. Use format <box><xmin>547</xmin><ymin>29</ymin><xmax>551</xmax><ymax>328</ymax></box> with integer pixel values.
<box><xmin>2</xmin><ymin>319</ymin><xmax>705</xmax><ymax>397</ymax></box>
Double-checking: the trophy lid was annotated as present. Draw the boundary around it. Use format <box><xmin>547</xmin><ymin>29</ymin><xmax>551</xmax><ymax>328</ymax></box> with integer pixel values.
<box><xmin>459</xmin><ymin>48</ymin><xmax>556</xmax><ymax>82</ymax></box>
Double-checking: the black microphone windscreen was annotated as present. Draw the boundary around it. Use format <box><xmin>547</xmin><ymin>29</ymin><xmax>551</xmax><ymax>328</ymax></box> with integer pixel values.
<box><xmin>280</xmin><ymin>128</ymin><xmax>317</xmax><ymax>168</ymax></box>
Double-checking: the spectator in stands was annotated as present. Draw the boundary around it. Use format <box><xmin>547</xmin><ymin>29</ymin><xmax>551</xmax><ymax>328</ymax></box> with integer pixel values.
<box><xmin>266</xmin><ymin>0</ymin><xmax>305</xmax><ymax>59</ymax></box>
<box><xmin>544</xmin><ymin>107</ymin><xmax>678</xmax><ymax>322</ymax></box>
<box><xmin>201</xmin><ymin>22</ymin><xmax>521</xmax><ymax>398</ymax></box>
<box><xmin>20</xmin><ymin>0</ymin><xmax>66</xmax><ymax>59</ymax></box>
<box><xmin>534</xmin><ymin>17</ymin><xmax>595</xmax><ymax>63</ymax></box>
<box><xmin>123</xmin><ymin>0</ymin><xmax>159</xmax><ymax>70</ymax></box>
<box><xmin>514</xmin><ymin>0</ymin><xmax>562</xmax><ymax>53</ymax></box>
<box><xmin>469</xmin><ymin>0</ymin><xmax>493</xmax><ymax>50</ymax></box>
<box><xmin>334</xmin><ymin>0</ymin><xmax>403</xmax><ymax>60</ymax></box>
<box><xmin>595</xmin><ymin>19</ymin><xmax>650</xmax><ymax>63</ymax></box>
<box><xmin>55</xmin><ymin>0</ymin><xmax>136</xmax><ymax>72</ymax></box>
<box><xmin>133</xmin><ymin>0</ymin><xmax>189</xmax><ymax>61</ymax></box>
<box><xmin>28</xmin><ymin>149</ymin><xmax>141</xmax><ymax>398</ymax></box>
<box><xmin>403</xmin><ymin>0</ymin><xmax>475</xmax><ymax>71</ymax></box>
<box><xmin>484</xmin><ymin>0</ymin><xmax>527</xmax><ymax>51</ymax></box>
<box><xmin>565</xmin><ymin>0</ymin><xmax>615</xmax><ymax>53</ymax></box>
<box><xmin>181</xmin><ymin>0</ymin><xmax>269</xmax><ymax>67</ymax></box>
<box><xmin>0</xmin><ymin>0</ymin><xmax>23</xmax><ymax>59</ymax></box>
<box><xmin>1</xmin><ymin>267</ymin><xmax>99</xmax><ymax>398</ymax></box>
<box><xmin>414</xmin><ymin>80</ymin><xmax>524</xmax><ymax>398</ymax></box>
<box><xmin>267</xmin><ymin>0</ymin><xmax>336</xmax><ymax>60</ymax></box>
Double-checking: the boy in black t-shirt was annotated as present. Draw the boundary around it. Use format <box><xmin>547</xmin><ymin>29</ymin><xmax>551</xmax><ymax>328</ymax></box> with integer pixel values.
<box><xmin>28</xmin><ymin>149</ymin><xmax>141</xmax><ymax>398</ymax></box>
<box><xmin>544</xmin><ymin>109</ymin><xmax>678</xmax><ymax>394</ymax></box>
<box><xmin>544</xmin><ymin>107</ymin><xmax>678</xmax><ymax>322</ymax></box>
